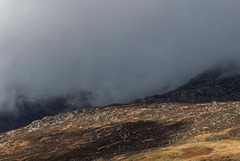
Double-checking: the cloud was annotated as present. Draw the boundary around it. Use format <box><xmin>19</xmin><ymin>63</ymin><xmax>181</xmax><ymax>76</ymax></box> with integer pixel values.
<box><xmin>1</xmin><ymin>0</ymin><xmax>240</xmax><ymax>109</ymax></box>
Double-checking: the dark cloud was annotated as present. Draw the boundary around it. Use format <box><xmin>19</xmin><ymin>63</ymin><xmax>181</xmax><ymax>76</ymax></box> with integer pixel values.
<box><xmin>1</xmin><ymin>0</ymin><xmax>240</xmax><ymax>109</ymax></box>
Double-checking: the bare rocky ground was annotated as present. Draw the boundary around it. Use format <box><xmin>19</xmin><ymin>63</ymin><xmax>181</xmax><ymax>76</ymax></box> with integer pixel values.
<box><xmin>1</xmin><ymin>101</ymin><xmax>240</xmax><ymax>160</ymax></box>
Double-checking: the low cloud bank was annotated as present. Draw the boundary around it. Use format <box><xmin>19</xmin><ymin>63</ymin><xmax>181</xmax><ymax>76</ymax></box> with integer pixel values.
<box><xmin>1</xmin><ymin>0</ymin><xmax>240</xmax><ymax>110</ymax></box>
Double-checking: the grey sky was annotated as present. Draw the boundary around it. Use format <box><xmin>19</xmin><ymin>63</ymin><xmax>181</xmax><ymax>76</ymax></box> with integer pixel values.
<box><xmin>1</xmin><ymin>0</ymin><xmax>240</xmax><ymax>109</ymax></box>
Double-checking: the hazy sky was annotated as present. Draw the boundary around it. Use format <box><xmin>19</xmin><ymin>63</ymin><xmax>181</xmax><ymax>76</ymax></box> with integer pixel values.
<box><xmin>1</xmin><ymin>0</ymin><xmax>240</xmax><ymax>109</ymax></box>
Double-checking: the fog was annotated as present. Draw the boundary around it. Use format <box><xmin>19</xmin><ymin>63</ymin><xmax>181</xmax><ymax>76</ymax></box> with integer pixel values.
<box><xmin>1</xmin><ymin>0</ymin><xmax>240</xmax><ymax>110</ymax></box>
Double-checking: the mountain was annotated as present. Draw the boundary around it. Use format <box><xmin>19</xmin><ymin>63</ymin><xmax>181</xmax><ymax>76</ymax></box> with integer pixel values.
<box><xmin>1</xmin><ymin>63</ymin><xmax>239</xmax><ymax>134</ymax></box>
<box><xmin>0</xmin><ymin>92</ymin><xmax>92</xmax><ymax>133</ymax></box>
<box><xmin>132</xmin><ymin>63</ymin><xmax>240</xmax><ymax>104</ymax></box>
<box><xmin>1</xmin><ymin>100</ymin><xmax>240</xmax><ymax>160</ymax></box>
<box><xmin>2</xmin><ymin>65</ymin><xmax>240</xmax><ymax>160</ymax></box>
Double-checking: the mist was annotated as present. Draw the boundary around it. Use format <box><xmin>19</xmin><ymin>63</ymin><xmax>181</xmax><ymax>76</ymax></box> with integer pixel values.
<box><xmin>1</xmin><ymin>0</ymin><xmax>240</xmax><ymax>110</ymax></box>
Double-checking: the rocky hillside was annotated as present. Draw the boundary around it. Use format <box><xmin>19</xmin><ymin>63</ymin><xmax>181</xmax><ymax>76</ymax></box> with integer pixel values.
<box><xmin>1</xmin><ymin>101</ymin><xmax>240</xmax><ymax>160</ymax></box>
<box><xmin>1</xmin><ymin>64</ymin><xmax>239</xmax><ymax>134</ymax></box>
<box><xmin>1</xmin><ymin>65</ymin><xmax>240</xmax><ymax>160</ymax></box>
<box><xmin>132</xmin><ymin>65</ymin><xmax>240</xmax><ymax>104</ymax></box>
<box><xmin>0</xmin><ymin>92</ymin><xmax>92</xmax><ymax>133</ymax></box>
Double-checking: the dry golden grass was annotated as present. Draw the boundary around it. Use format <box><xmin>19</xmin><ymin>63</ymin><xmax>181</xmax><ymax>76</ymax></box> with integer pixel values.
<box><xmin>119</xmin><ymin>140</ymin><xmax>240</xmax><ymax>161</ymax></box>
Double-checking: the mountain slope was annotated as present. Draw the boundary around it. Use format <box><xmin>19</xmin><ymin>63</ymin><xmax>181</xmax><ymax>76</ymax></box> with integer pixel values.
<box><xmin>1</xmin><ymin>101</ymin><xmax>240</xmax><ymax>160</ymax></box>
<box><xmin>1</xmin><ymin>64</ymin><xmax>239</xmax><ymax>133</ymax></box>
<box><xmin>2</xmin><ymin>65</ymin><xmax>240</xmax><ymax>160</ymax></box>
<box><xmin>132</xmin><ymin>66</ymin><xmax>240</xmax><ymax>104</ymax></box>
<box><xmin>0</xmin><ymin>93</ymin><xmax>92</xmax><ymax>133</ymax></box>
<box><xmin>119</xmin><ymin>140</ymin><xmax>240</xmax><ymax>161</ymax></box>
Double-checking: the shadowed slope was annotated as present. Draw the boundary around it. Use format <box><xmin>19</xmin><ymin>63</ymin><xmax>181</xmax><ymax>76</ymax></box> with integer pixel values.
<box><xmin>133</xmin><ymin>64</ymin><xmax>240</xmax><ymax>104</ymax></box>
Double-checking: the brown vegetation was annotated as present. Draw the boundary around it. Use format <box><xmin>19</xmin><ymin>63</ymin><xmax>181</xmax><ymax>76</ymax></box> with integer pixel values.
<box><xmin>1</xmin><ymin>101</ymin><xmax>240</xmax><ymax>160</ymax></box>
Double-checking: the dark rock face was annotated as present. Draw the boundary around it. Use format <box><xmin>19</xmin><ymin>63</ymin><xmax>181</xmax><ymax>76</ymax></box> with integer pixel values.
<box><xmin>132</xmin><ymin>66</ymin><xmax>240</xmax><ymax>104</ymax></box>
<box><xmin>0</xmin><ymin>93</ymin><xmax>92</xmax><ymax>133</ymax></box>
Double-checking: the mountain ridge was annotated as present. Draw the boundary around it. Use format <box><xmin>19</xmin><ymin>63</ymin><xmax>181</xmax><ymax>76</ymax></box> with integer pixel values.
<box><xmin>132</xmin><ymin>65</ymin><xmax>240</xmax><ymax>104</ymax></box>
<box><xmin>1</xmin><ymin>64</ymin><xmax>240</xmax><ymax>160</ymax></box>
<box><xmin>1</xmin><ymin>64</ymin><xmax>240</xmax><ymax>133</ymax></box>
